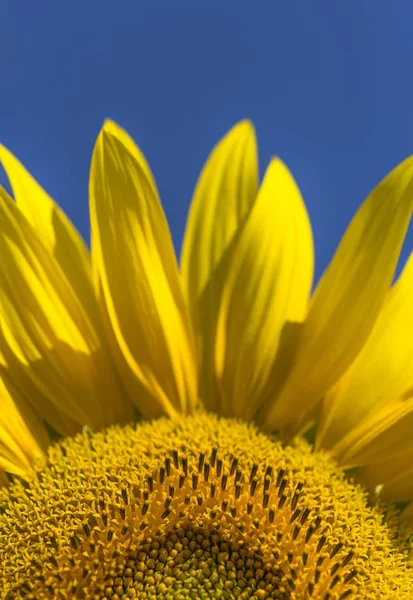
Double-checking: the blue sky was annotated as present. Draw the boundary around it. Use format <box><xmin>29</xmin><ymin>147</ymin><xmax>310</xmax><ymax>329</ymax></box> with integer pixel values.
<box><xmin>1</xmin><ymin>1</ymin><xmax>412</xmax><ymax>281</ymax></box>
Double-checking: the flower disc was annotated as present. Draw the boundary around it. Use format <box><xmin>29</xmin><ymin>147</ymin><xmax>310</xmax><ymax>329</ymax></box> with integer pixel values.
<box><xmin>0</xmin><ymin>412</ymin><xmax>411</xmax><ymax>599</ymax></box>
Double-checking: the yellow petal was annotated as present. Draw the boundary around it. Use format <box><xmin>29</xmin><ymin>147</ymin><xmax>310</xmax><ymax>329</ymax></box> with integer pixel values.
<box><xmin>216</xmin><ymin>159</ymin><xmax>314</xmax><ymax>418</ymax></box>
<box><xmin>261</xmin><ymin>156</ymin><xmax>413</xmax><ymax>432</ymax></box>
<box><xmin>0</xmin><ymin>470</ymin><xmax>8</xmax><ymax>487</ymax></box>
<box><xmin>335</xmin><ymin>392</ymin><xmax>413</xmax><ymax>468</ymax></box>
<box><xmin>358</xmin><ymin>445</ymin><xmax>413</xmax><ymax>502</ymax></box>
<box><xmin>181</xmin><ymin>121</ymin><xmax>258</xmax><ymax>303</ymax></box>
<box><xmin>0</xmin><ymin>188</ymin><xmax>133</xmax><ymax>434</ymax></box>
<box><xmin>379</xmin><ymin>469</ymin><xmax>413</xmax><ymax>502</ymax></box>
<box><xmin>0</xmin><ymin>372</ymin><xmax>48</xmax><ymax>479</ymax></box>
<box><xmin>316</xmin><ymin>253</ymin><xmax>413</xmax><ymax>454</ymax></box>
<box><xmin>180</xmin><ymin>121</ymin><xmax>258</xmax><ymax>411</ymax></box>
<box><xmin>0</xmin><ymin>145</ymin><xmax>94</xmax><ymax>316</ymax></box>
<box><xmin>90</xmin><ymin>120</ymin><xmax>197</xmax><ymax>418</ymax></box>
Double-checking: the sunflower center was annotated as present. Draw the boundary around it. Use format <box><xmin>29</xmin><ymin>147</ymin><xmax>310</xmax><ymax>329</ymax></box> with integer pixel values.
<box><xmin>104</xmin><ymin>531</ymin><xmax>284</xmax><ymax>599</ymax></box>
<box><xmin>0</xmin><ymin>412</ymin><xmax>411</xmax><ymax>599</ymax></box>
<box><xmin>90</xmin><ymin>448</ymin><xmax>356</xmax><ymax>600</ymax></box>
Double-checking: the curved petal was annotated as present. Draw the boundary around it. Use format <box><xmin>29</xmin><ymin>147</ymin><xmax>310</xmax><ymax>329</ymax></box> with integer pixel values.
<box><xmin>216</xmin><ymin>159</ymin><xmax>314</xmax><ymax>418</ymax></box>
<box><xmin>316</xmin><ymin>253</ymin><xmax>413</xmax><ymax>453</ymax></box>
<box><xmin>180</xmin><ymin>121</ymin><xmax>258</xmax><ymax>410</ymax></box>
<box><xmin>181</xmin><ymin>121</ymin><xmax>258</xmax><ymax>302</ymax></box>
<box><xmin>90</xmin><ymin>121</ymin><xmax>197</xmax><ymax>418</ymax></box>
<box><xmin>0</xmin><ymin>145</ymin><xmax>93</xmax><ymax>317</ymax></box>
<box><xmin>358</xmin><ymin>442</ymin><xmax>413</xmax><ymax>502</ymax></box>
<box><xmin>0</xmin><ymin>372</ymin><xmax>48</xmax><ymax>479</ymax></box>
<box><xmin>260</xmin><ymin>156</ymin><xmax>413</xmax><ymax>432</ymax></box>
<box><xmin>0</xmin><ymin>188</ymin><xmax>133</xmax><ymax>434</ymax></box>
<box><xmin>335</xmin><ymin>392</ymin><xmax>413</xmax><ymax>468</ymax></box>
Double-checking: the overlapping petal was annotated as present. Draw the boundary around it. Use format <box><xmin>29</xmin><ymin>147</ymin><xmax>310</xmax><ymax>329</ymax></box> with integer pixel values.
<box><xmin>316</xmin><ymin>253</ymin><xmax>413</xmax><ymax>456</ymax></box>
<box><xmin>260</xmin><ymin>156</ymin><xmax>413</xmax><ymax>433</ymax></box>
<box><xmin>337</xmin><ymin>389</ymin><xmax>413</xmax><ymax>464</ymax></box>
<box><xmin>2</xmin><ymin>117</ymin><xmax>413</xmax><ymax>514</ymax></box>
<box><xmin>215</xmin><ymin>159</ymin><xmax>314</xmax><ymax>418</ymax></box>
<box><xmin>0</xmin><ymin>186</ymin><xmax>132</xmax><ymax>434</ymax></box>
<box><xmin>0</xmin><ymin>145</ymin><xmax>94</xmax><ymax>317</ymax></box>
<box><xmin>0</xmin><ymin>372</ymin><xmax>48</xmax><ymax>479</ymax></box>
<box><xmin>358</xmin><ymin>440</ymin><xmax>413</xmax><ymax>502</ymax></box>
<box><xmin>90</xmin><ymin>121</ymin><xmax>197</xmax><ymax>418</ymax></box>
<box><xmin>181</xmin><ymin>121</ymin><xmax>258</xmax><ymax>410</ymax></box>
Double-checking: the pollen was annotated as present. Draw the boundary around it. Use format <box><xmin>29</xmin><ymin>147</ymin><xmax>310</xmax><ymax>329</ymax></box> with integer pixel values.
<box><xmin>0</xmin><ymin>413</ymin><xmax>411</xmax><ymax>599</ymax></box>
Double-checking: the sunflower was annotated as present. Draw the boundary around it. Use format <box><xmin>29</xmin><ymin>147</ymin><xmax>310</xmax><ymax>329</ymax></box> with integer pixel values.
<box><xmin>0</xmin><ymin>121</ymin><xmax>412</xmax><ymax>599</ymax></box>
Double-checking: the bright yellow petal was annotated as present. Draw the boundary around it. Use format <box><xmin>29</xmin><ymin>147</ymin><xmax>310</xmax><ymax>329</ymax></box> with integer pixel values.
<box><xmin>215</xmin><ymin>159</ymin><xmax>314</xmax><ymax>418</ymax></box>
<box><xmin>261</xmin><ymin>156</ymin><xmax>413</xmax><ymax>432</ymax></box>
<box><xmin>316</xmin><ymin>253</ymin><xmax>413</xmax><ymax>453</ymax></box>
<box><xmin>181</xmin><ymin>121</ymin><xmax>258</xmax><ymax>303</ymax></box>
<box><xmin>90</xmin><ymin>120</ymin><xmax>197</xmax><ymax>418</ymax></box>
<box><xmin>334</xmin><ymin>391</ymin><xmax>413</xmax><ymax>468</ymax></box>
<box><xmin>0</xmin><ymin>372</ymin><xmax>48</xmax><ymax>479</ymax></box>
<box><xmin>0</xmin><ymin>145</ymin><xmax>93</xmax><ymax>316</ymax></box>
<box><xmin>180</xmin><ymin>121</ymin><xmax>258</xmax><ymax>411</ymax></box>
<box><xmin>0</xmin><ymin>188</ymin><xmax>133</xmax><ymax>434</ymax></box>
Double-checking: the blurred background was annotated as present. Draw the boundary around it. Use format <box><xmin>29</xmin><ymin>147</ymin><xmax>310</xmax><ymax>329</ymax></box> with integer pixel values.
<box><xmin>1</xmin><ymin>0</ymin><xmax>412</xmax><ymax>281</ymax></box>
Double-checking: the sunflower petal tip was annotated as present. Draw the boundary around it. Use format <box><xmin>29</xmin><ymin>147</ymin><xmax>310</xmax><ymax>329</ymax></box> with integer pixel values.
<box><xmin>266</xmin><ymin>157</ymin><xmax>300</xmax><ymax>186</ymax></box>
<box><xmin>0</xmin><ymin>143</ymin><xmax>15</xmax><ymax>164</ymax></box>
<box><xmin>101</xmin><ymin>119</ymin><xmax>125</xmax><ymax>139</ymax></box>
<box><xmin>241</xmin><ymin>118</ymin><xmax>254</xmax><ymax>128</ymax></box>
<box><xmin>268</xmin><ymin>156</ymin><xmax>284</xmax><ymax>169</ymax></box>
<box><xmin>231</xmin><ymin>119</ymin><xmax>255</xmax><ymax>138</ymax></box>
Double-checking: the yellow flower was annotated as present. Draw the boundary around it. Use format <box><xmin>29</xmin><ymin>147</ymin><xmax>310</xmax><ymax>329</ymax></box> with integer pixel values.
<box><xmin>0</xmin><ymin>121</ymin><xmax>412</xmax><ymax>598</ymax></box>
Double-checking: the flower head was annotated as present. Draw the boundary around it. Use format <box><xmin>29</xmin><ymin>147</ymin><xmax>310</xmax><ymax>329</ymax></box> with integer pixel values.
<box><xmin>0</xmin><ymin>121</ymin><xmax>412</xmax><ymax>598</ymax></box>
